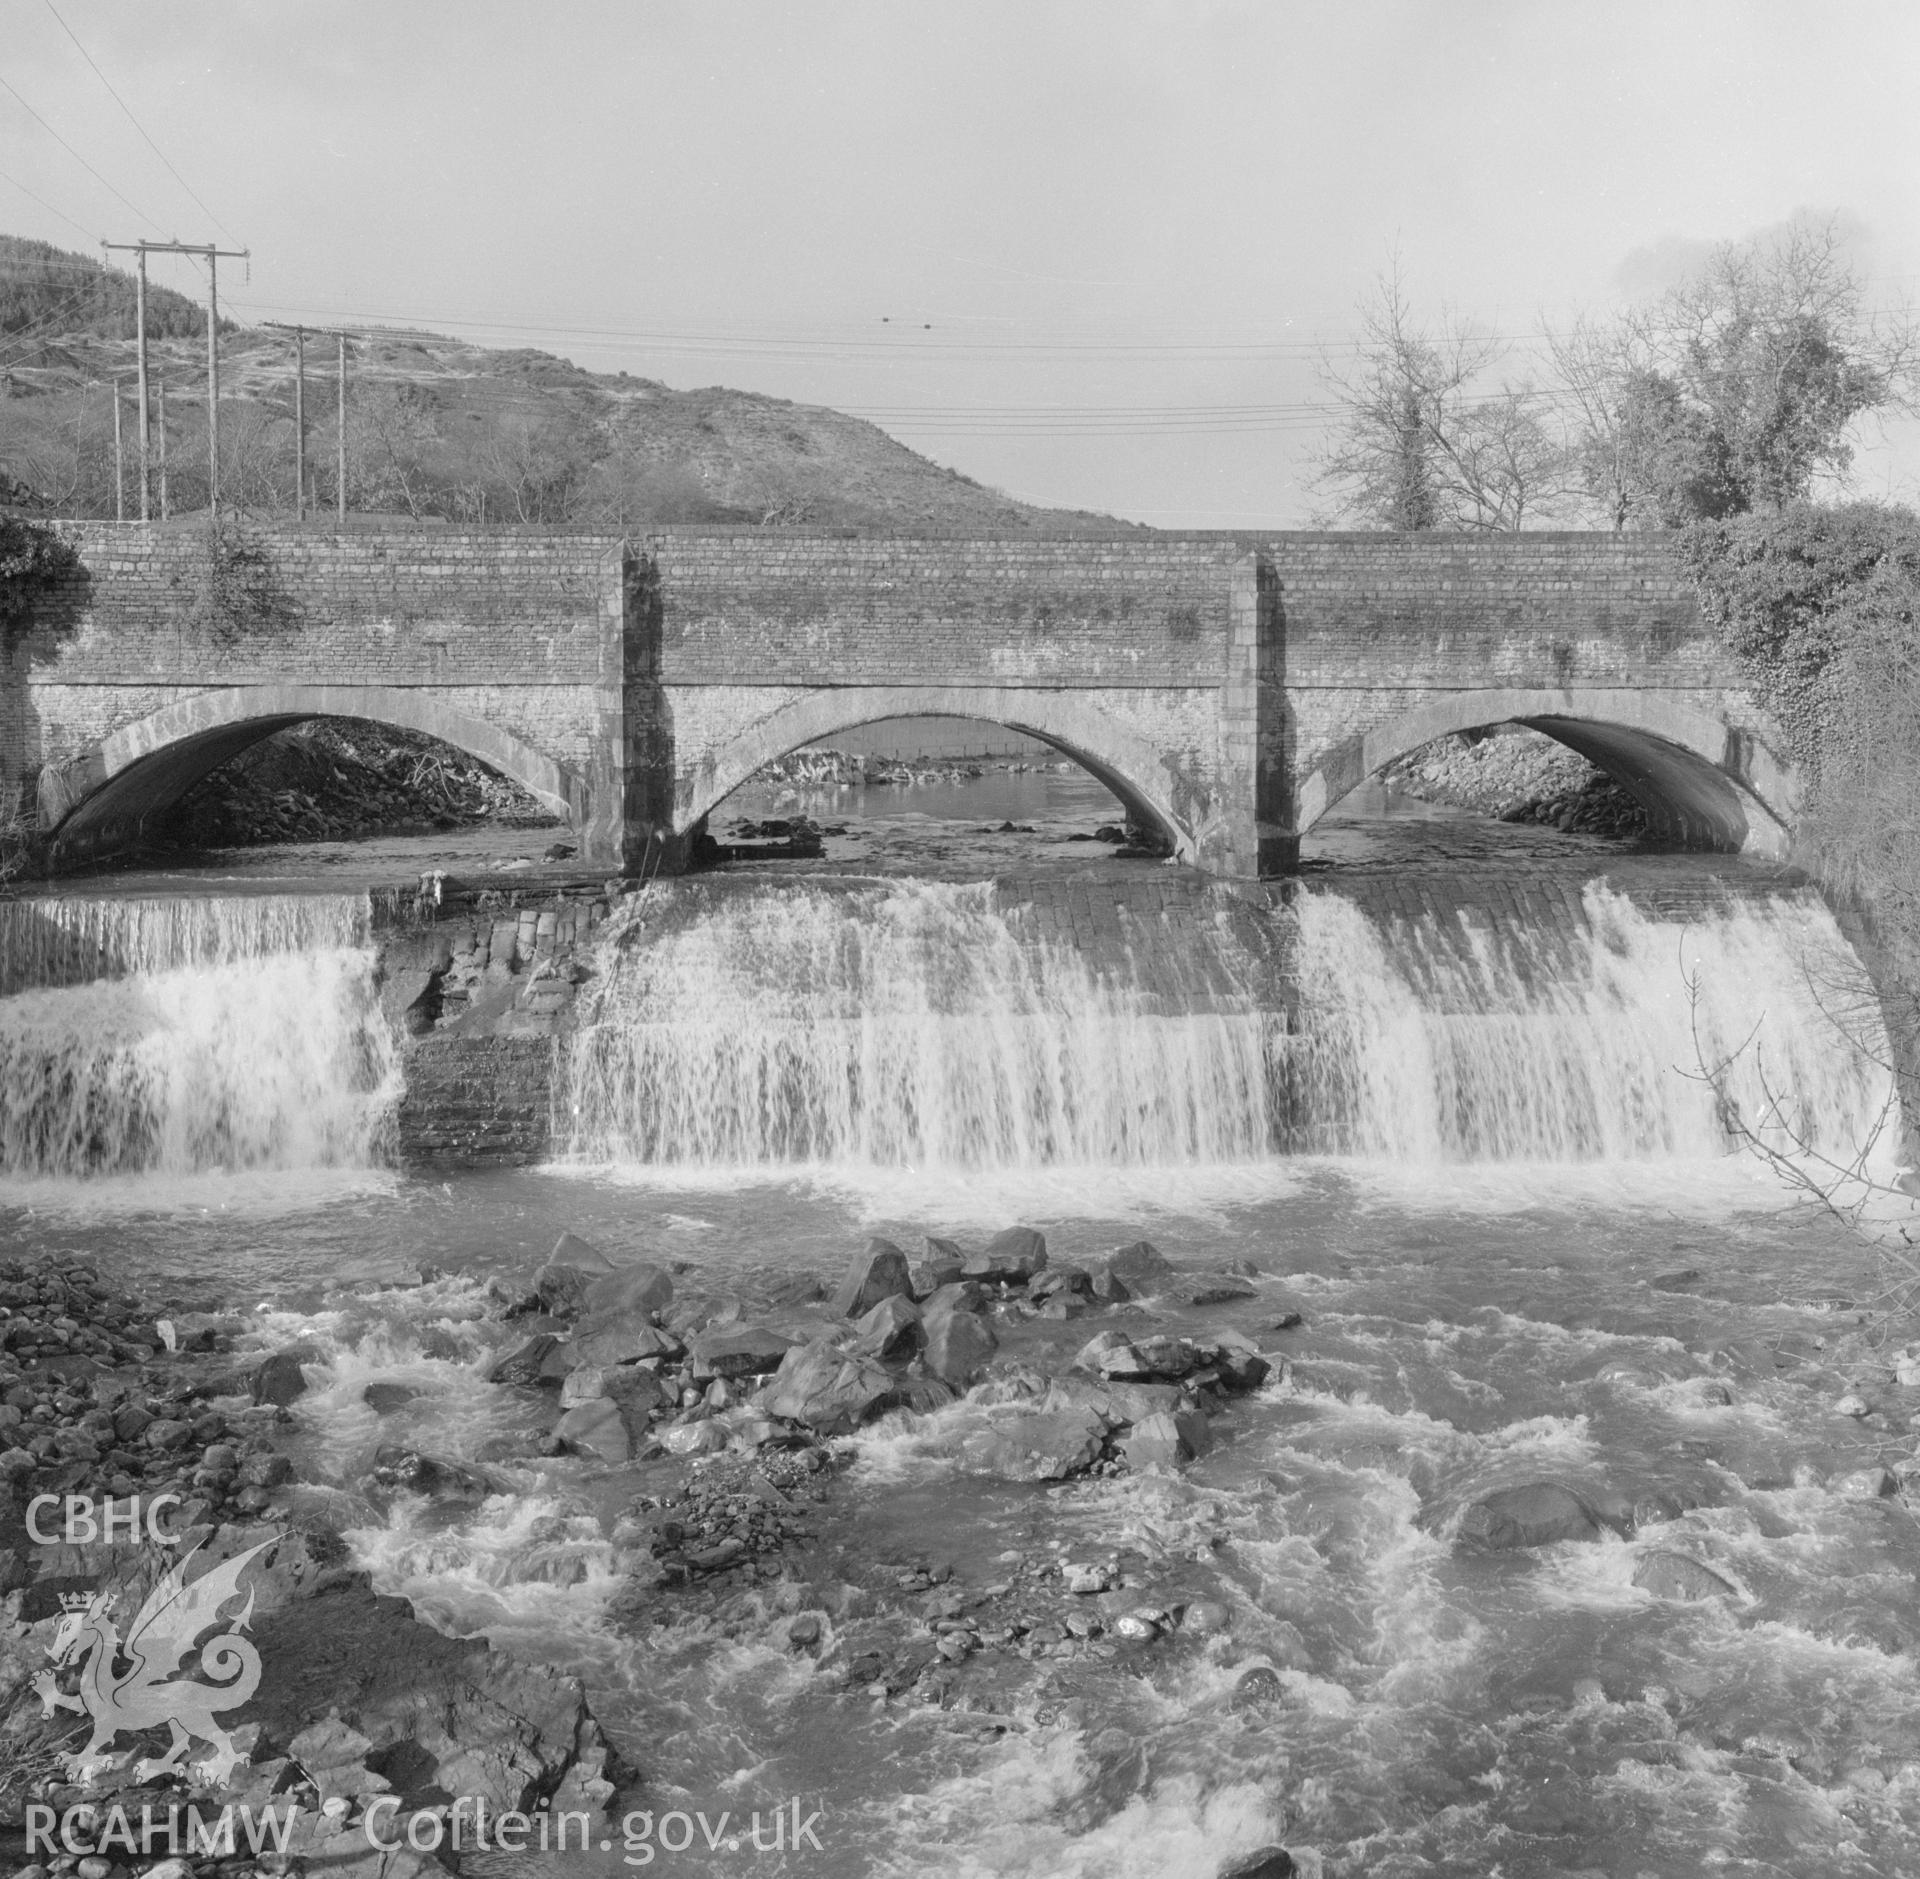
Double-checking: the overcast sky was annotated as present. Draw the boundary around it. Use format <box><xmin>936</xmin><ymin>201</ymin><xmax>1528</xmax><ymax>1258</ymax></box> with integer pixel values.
<box><xmin>5</xmin><ymin>1</ymin><xmax>1917</xmax><ymax>525</ymax></box>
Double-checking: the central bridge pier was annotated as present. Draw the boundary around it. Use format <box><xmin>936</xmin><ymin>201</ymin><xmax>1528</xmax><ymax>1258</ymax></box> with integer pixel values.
<box><xmin>13</xmin><ymin>525</ymin><xmax>1799</xmax><ymax>874</ymax></box>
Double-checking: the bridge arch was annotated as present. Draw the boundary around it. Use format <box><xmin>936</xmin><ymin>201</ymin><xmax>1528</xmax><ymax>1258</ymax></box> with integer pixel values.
<box><xmin>40</xmin><ymin>684</ymin><xmax>587</xmax><ymax>857</ymax></box>
<box><xmin>678</xmin><ymin>686</ymin><xmax>1198</xmax><ymax>862</ymax></box>
<box><xmin>1295</xmin><ymin>687</ymin><xmax>1800</xmax><ymax>858</ymax></box>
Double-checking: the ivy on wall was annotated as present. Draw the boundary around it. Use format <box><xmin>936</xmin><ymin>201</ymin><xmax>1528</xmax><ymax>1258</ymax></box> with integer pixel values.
<box><xmin>1678</xmin><ymin>502</ymin><xmax>1920</xmax><ymax>773</ymax></box>
<box><xmin>0</xmin><ymin>515</ymin><xmax>81</xmax><ymax>636</ymax></box>
<box><xmin>190</xmin><ymin>520</ymin><xmax>302</xmax><ymax>645</ymax></box>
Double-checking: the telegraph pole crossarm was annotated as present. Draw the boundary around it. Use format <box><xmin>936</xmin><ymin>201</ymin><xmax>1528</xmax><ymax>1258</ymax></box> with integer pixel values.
<box><xmin>262</xmin><ymin>321</ymin><xmax>437</xmax><ymax>525</ymax></box>
<box><xmin>103</xmin><ymin>239</ymin><xmax>249</xmax><ymax>519</ymax></box>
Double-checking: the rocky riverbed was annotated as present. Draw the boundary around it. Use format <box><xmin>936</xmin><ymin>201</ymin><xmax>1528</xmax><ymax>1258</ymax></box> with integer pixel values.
<box><xmin>0</xmin><ymin>1256</ymin><xmax>616</xmax><ymax>1879</ymax></box>
<box><xmin>1</xmin><ymin>1225</ymin><xmax>1316</xmax><ymax>1879</ymax></box>
<box><xmin>9</xmin><ymin>1184</ymin><xmax>1920</xmax><ymax>1877</ymax></box>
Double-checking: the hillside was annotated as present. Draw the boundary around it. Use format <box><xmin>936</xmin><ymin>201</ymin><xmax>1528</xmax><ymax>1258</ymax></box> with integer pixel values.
<box><xmin>0</xmin><ymin>236</ymin><xmax>1129</xmax><ymax>531</ymax></box>
<box><xmin>0</xmin><ymin>233</ymin><xmax>218</xmax><ymax>343</ymax></box>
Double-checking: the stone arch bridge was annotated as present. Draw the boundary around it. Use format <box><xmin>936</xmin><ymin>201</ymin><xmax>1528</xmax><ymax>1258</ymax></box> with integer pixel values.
<box><xmin>8</xmin><ymin>524</ymin><xmax>1795</xmax><ymax>874</ymax></box>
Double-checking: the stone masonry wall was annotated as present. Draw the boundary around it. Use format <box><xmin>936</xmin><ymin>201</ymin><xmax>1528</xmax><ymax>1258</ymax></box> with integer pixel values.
<box><xmin>644</xmin><ymin>534</ymin><xmax>1241</xmax><ymax>687</ymax></box>
<box><xmin>11</xmin><ymin>524</ymin><xmax>619</xmax><ymax>783</ymax></box>
<box><xmin>1269</xmin><ymin>532</ymin><xmax>1707</xmax><ymax>686</ymax></box>
<box><xmin>8</xmin><ymin>523</ymin><xmax>1779</xmax><ymax>875</ymax></box>
<box><xmin>26</xmin><ymin>525</ymin><xmax>612</xmax><ymax>683</ymax></box>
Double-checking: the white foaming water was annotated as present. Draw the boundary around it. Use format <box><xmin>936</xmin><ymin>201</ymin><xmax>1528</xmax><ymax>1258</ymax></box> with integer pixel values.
<box><xmin>563</xmin><ymin>880</ymin><xmax>1276</xmax><ymax>1168</ymax></box>
<box><xmin>0</xmin><ymin>892</ymin><xmax>370</xmax><ymax>992</ymax></box>
<box><xmin>0</xmin><ymin>893</ymin><xmax>397</xmax><ymax>1177</ymax></box>
<box><xmin>563</xmin><ymin>875</ymin><xmax>1901</xmax><ymax>1177</ymax></box>
<box><xmin>1285</xmin><ymin>882</ymin><xmax>1901</xmax><ymax>1167</ymax></box>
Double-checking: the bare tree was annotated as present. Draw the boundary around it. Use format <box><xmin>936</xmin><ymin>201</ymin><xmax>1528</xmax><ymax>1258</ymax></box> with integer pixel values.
<box><xmin>0</xmin><ymin>383</ymin><xmax>116</xmax><ymax>516</ymax></box>
<box><xmin>340</xmin><ymin>383</ymin><xmax>439</xmax><ymax>519</ymax></box>
<box><xmin>1317</xmin><ymin>265</ymin><xmax>1575</xmax><ymax>531</ymax></box>
<box><xmin>481</xmin><ymin>408</ymin><xmax>594</xmax><ymax>522</ymax></box>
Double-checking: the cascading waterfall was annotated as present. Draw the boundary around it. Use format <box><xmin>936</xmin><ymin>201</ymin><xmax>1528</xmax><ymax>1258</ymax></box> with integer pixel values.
<box><xmin>1284</xmin><ymin>882</ymin><xmax>1899</xmax><ymax>1165</ymax></box>
<box><xmin>0</xmin><ymin>892</ymin><xmax>373</xmax><ymax>995</ymax></box>
<box><xmin>563</xmin><ymin>875</ymin><xmax>1901</xmax><ymax>1173</ymax></box>
<box><xmin>0</xmin><ymin>893</ymin><xmax>398</xmax><ymax>1177</ymax></box>
<box><xmin>563</xmin><ymin>880</ymin><xmax>1279</xmax><ymax>1168</ymax></box>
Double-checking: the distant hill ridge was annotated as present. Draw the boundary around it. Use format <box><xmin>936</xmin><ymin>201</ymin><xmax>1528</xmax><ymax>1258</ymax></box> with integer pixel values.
<box><xmin>0</xmin><ymin>233</ymin><xmax>217</xmax><ymax>341</ymax></box>
<box><xmin>0</xmin><ymin>233</ymin><xmax>1132</xmax><ymax>532</ymax></box>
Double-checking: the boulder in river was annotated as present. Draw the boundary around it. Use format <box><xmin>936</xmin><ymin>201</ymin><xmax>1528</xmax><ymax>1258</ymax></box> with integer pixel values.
<box><xmin>580</xmin><ymin>1260</ymin><xmax>675</xmax><ymax>1321</ymax></box>
<box><xmin>1208</xmin><ymin>1329</ymin><xmax>1273</xmax><ymax>1393</ymax></box>
<box><xmin>488</xmin><ymin>1331</ymin><xmax>570</xmax><ymax>1386</ymax></box>
<box><xmin>1218</xmin><ymin>1847</ymin><xmax>1296</xmax><ymax>1879</ymax></box>
<box><xmin>371</xmin><ymin>1445</ymin><xmax>499</xmax><ymax>1503</ymax></box>
<box><xmin>572</xmin><ymin>1315</ymin><xmax>682</xmax><ymax>1367</ymax></box>
<box><xmin>533</xmin><ymin>1231</ymin><xmax>618</xmax><ymax>1314</ymax></box>
<box><xmin>830</xmin><ymin>1237</ymin><xmax>915</xmax><ymax>1318</ymax></box>
<box><xmin>757</xmin><ymin>1338</ymin><xmax>901</xmax><ymax>1433</ymax></box>
<box><xmin>899</xmin><ymin>1374</ymin><xmax>960</xmax><ymax>1413</ymax></box>
<box><xmin>922</xmin><ymin>1279</ymin><xmax>991</xmax><ymax>1320</ymax></box>
<box><xmin>1052</xmin><ymin>1375</ymin><xmax>1185</xmax><ymax>1424</ymax></box>
<box><xmin>963</xmin><ymin>1225</ymin><xmax>1048</xmax><ymax>1283</ymax></box>
<box><xmin>1073</xmin><ymin>1329</ymin><xmax>1134</xmax><ymax>1374</ymax></box>
<box><xmin>1131</xmin><ymin>1334</ymin><xmax>1203</xmax><ymax>1378</ymax></box>
<box><xmin>1229</xmin><ymin>1665</ymin><xmax>1288</xmax><ymax>1711</ymax></box>
<box><xmin>925</xmin><ymin>1306</ymin><xmax>997</xmax><ymax>1388</ymax></box>
<box><xmin>1632</xmin><ymin>1549</ymin><xmax>1737</xmax><ymax>1601</ymax></box>
<box><xmin>1164</xmin><ymin>1272</ymin><xmax>1258</xmax><ymax>1307</ymax></box>
<box><xmin>916</xmin><ymin>1236</ymin><xmax>969</xmax><ymax>1294</ymax></box>
<box><xmin>556</xmin><ymin>1397</ymin><xmax>631</xmax><ymax>1464</ymax></box>
<box><xmin>1457</xmin><ymin>1482</ymin><xmax>1613</xmax><ymax>1549</ymax></box>
<box><xmin>1103</xmin><ymin>1239</ymin><xmax>1174</xmax><ymax>1298</ymax></box>
<box><xmin>961</xmin><ymin>1403</ymin><xmax>1109</xmax><ymax>1481</ymax></box>
<box><xmin>850</xmin><ymin>1293</ymin><xmax>924</xmax><ymax>1364</ymax></box>
<box><xmin>690</xmin><ymin>1325</ymin><xmax>797</xmax><ymax>1380</ymax></box>
<box><xmin>250</xmin><ymin>1347</ymin><xmax>317</xmax><ymax>1407</ymax></box>
<box><xmin>1122</xmin><ymin>1408</ymin><xmax>1213</xmax><ymax>1470</ymax></box>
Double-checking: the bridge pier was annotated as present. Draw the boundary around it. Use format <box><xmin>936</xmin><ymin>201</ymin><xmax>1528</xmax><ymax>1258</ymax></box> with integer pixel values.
<box><xmin>12</xmin><ymin>523</ymin><xmax>1800</xmax><ymax>881</ymax></box>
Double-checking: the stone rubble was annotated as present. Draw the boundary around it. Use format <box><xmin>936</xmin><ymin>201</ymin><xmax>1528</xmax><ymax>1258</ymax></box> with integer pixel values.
<box><xmin>0</xmin><ymin>1257</ymin><xmax>617</xmax><ymax>1876</ymax></box>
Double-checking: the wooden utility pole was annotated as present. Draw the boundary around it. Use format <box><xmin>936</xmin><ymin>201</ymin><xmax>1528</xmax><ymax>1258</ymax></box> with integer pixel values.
<box><xmin>292</xmin><ymin>325</ymin><xmax>305</xmax><ymax>519</ymax></box>
<box><xmin>337</xmin><ymin>333</ymin><xmax>347</xmax><ymax>521</ymax></box>
<box><xmin>111</xmin><ymin>380</ymin><xmax>124</xmax><ymax>521</ymax></box>
<box><xmin>206</xmin><ymin>252</ymin><xmax>220</xmax><ymax>509</ymax></box>
<box><xmin>110</xmin><ymin>381</ymin><xmax>125</xmax><ymax>521</ymax></box>
<box><xmin>265</xmin><ymin>320</ymin><xmax>437</xmax><ymax>523</ymax></box>
<box><xmin>266</xmin><ymin>321</ymin><xmax>355</xmax><ymax>521</ymax></box>
<box><xmin>103</xmin><ymin>239</ymin><xmax>249</xmax><ymax>517</ymax></box>
<box><xmin>132</xmin><ymin>251</ymin><xmax>148</xmax><ymax>521</ymax></box>
<box><xmin>156</xmin><ymin>375</ymin><xmax>168</xmax><ymax>519</ymax></box>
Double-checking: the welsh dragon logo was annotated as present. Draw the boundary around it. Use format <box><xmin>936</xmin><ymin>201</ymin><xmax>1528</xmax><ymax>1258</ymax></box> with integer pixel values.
<box><xmin>33</xmin><ymin>1538</ymin><xmax>273</xmax><ymax>1786</ymax></box>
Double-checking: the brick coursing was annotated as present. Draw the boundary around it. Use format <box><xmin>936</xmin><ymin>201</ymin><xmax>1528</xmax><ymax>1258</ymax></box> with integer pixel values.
<box><xmin>8</xmin><ymin>523</ymin><xmax>1765</xmax><ymax>876</ymax></box>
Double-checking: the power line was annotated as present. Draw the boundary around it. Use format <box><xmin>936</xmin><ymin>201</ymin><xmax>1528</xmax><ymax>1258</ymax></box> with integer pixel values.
<box><xmin>42</xmin><ymin>0</ymin><xmax>238</xmax><ymax>244</ymax></box>
<box><xmin>0</xmin><ymin>278</ymin><xmax>119</xmax><ymax>365</ymax></box>
<box><xmin>0</xmin><ymin>165</ymin><xmax>95</xmax><ymax>242</ymax></box>
<box><xmin>0</xmin><ymin>73</ymin><xmax>161</xmax><ymax>230</ymax></box>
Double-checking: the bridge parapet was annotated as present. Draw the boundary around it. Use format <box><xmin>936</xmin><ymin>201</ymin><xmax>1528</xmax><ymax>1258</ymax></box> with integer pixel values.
<box><xmin>5</xmin><ymin>523</ymin><xmax>1795</xmax><ymax>873</ymax></box>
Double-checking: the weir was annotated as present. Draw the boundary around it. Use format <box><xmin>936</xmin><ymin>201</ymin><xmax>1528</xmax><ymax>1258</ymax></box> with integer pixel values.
<box><xmin>0</xmin><ymin>861</ymin><xmax>1914</xmax><ymax>1878</ymax></box>
<box><xmin>0</xmin><ymin>892</ymin><xmax>396</xmax><ymax>1177</ymax></box>
<box><xmin>0</xmin><ymin>871</ymin><xmax>1894</xmax><ymax>1182</ymax></box>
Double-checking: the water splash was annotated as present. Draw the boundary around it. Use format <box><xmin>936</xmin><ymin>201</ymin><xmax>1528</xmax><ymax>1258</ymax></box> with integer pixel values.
<box><xmin>1281</xmin><ymin>882</ymin><xmax>1900</xmax><ymax>1167</ymax></box>
<box><xmin>563</xmin><ymin>876</ymin><xmax>1899</xmax><ymax>1176</ymax></box>
<box><xmin>0</xmin><ymin>893</ymin><xmax>371</xmax><ymax>994</ymax></box>
<box><xmin>0</xmin><ymin>894</ymin><xmax>396</xmax><ymax>1177</ymax></box>
<box><xmin>562</xmin><ymin>880</ymin><xmax>1278</xmax><ymax>1168</ymax></box>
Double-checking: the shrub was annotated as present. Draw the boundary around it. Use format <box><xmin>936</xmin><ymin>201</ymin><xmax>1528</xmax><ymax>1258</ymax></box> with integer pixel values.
<box><xmin>0</xmin><ymin>515</ymin><xmax>81</xmax><ymax>634</ymax></box>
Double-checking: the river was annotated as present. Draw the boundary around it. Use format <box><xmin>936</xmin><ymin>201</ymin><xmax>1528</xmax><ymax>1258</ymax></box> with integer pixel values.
<box><xmin>2</xmin><ymin>772</ymin><xmax>1918</xmax><ymax>1878</ymax></box>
